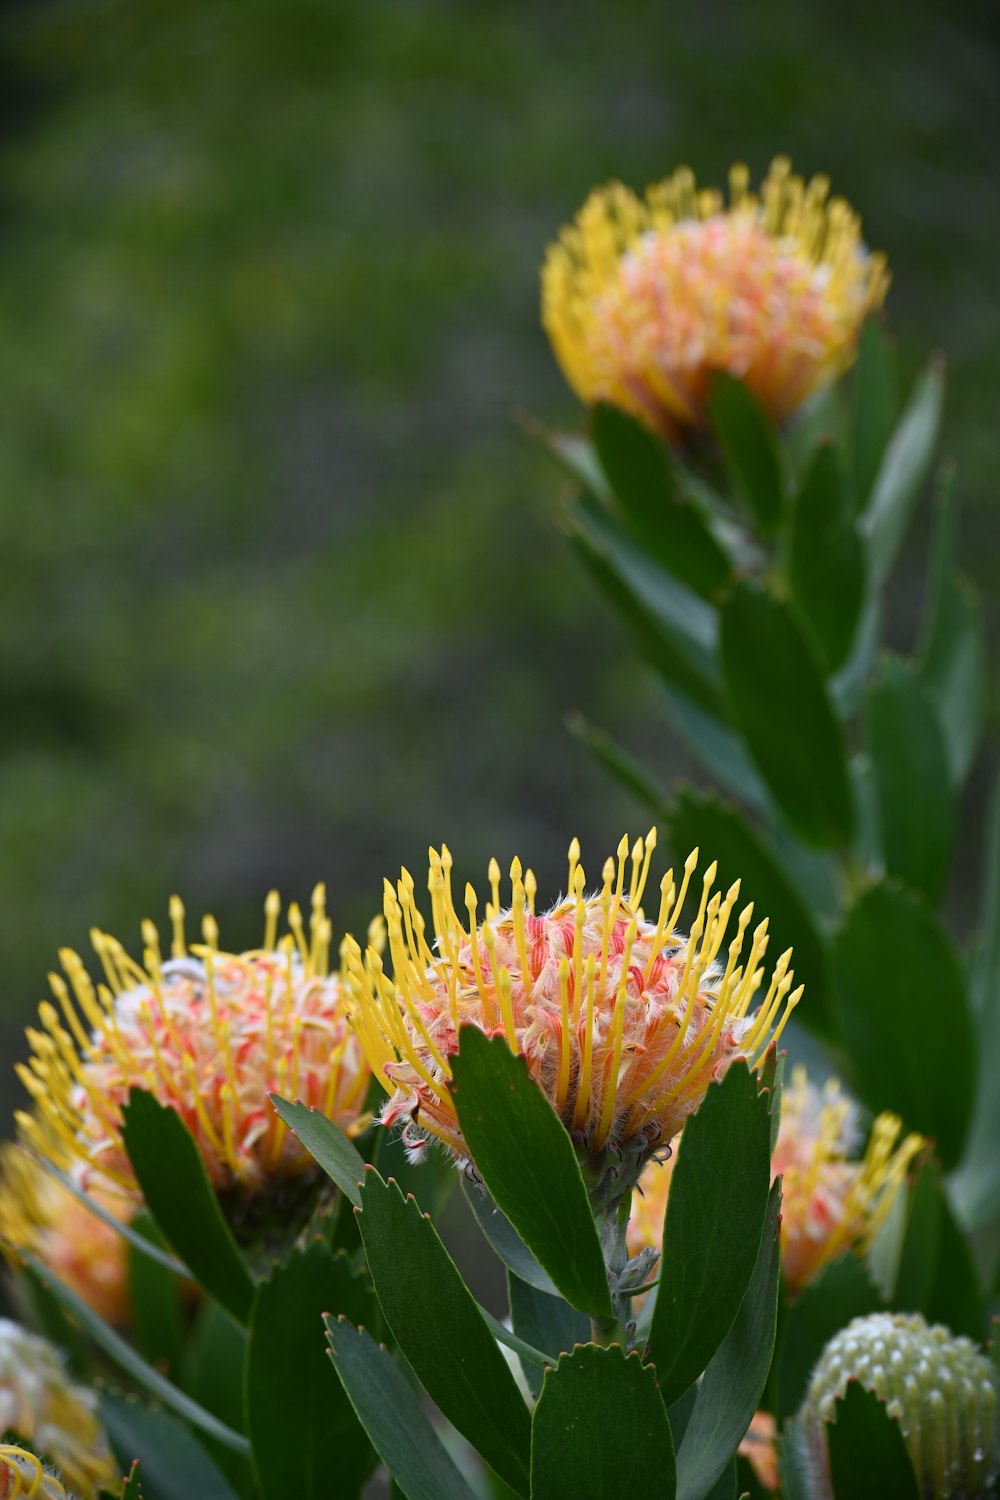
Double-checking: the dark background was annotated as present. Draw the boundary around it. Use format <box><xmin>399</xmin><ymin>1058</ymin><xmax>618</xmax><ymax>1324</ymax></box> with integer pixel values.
<box><xmin>0</xmin><ymin>0</ymin><xmax>997</xmax><ymax>1122</ymax></box>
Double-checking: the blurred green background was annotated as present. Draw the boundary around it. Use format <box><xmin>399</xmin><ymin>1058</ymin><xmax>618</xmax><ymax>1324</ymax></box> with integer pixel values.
<box><xmin>0</xmin><ymin>0</ymin><xmax>997</xmax><ymax>1113</ymax></box>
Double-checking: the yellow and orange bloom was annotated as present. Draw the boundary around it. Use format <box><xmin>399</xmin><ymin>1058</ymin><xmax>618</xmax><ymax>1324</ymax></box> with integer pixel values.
<box><xmin>0</xmin><ymin>1320</ymin><xmax>116</xmax><ymax>1500</ymax></box>
<box><xmin>14</xmin><ymin>887</ymin><xmax>370</xmax><ymax>1208</ymax></box>
<box><xmin>542</xmin><ymin>157</ymin><xmax>888</xmax><ymax>439</ymax></box>
<box><xmin>738</xmin><ymin>1411</ymin><xmax>780</xmax><ymax>1494</ymax></box>
<box><xmin>773</xmin><ymin>1067</ymin><xmax>924</xmax><ymax>1294</ymax></box>
<box><xmin>628</xmin><ymin>1066</ymin><xmax>924</xmax><ymax>1295</ymax></box>
<box><xmin>0</xmin><ymin>1142</ymin><xmax>130</xmax><ymax>1328</ymax></box>
<box><xmin>344</xmin><ymin>833</ymin><xmax>802</xmax><ymax>1189</ymax></box>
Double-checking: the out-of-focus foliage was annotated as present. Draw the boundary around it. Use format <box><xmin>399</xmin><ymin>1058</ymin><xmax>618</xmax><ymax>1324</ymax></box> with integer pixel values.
<box><xmin>0</xmin><ymin>0</ymin><xmax>997</xmax><ymax>1114</ymax></box>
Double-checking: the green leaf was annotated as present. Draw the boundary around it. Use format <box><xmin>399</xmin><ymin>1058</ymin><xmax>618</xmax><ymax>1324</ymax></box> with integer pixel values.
<box><xmin>543</xmin><ymin>428</ymin><xmax>613</xmax><ymax>504</ymax></box>
<box><xmin>916</xmin><ymin>474</ymin><xmax>986</xmax><ymax>788</ymax></box>
<box><xmin>851</xmin><ymin>319</ymin><xmax>898</xmax><ymax>510</ymax></box>
<box><xmin>32</xmin><ymin>1156</ymin><xmax>189</xmax><ymax>1277</ymax></box>
<box><xmin>954</xmin><ymin>775</ymin><xmax>1000</xmax><ymax>1230</ymax></box>
<box><xmin>449</xmin><ymin>1028</ymin><xmax>612</xmax><ymax>1320</ymax></box>
<box><xmin>566</xmin><ymin>712</ymin><xmax>671</xmax><ymax>822</ymax></box>
<box><xmin>530</xmin><ymin>1344</ymin><xmax>676</xmax><ymax>1498</ymax></box>
<box><xmin>246</xmin><ymin>1241</ymin><xmax>376</xmax><ymax>1500</ymax></box>
<box><xmin>708</xmin><ymin>373</ymin><xmax>785</xmax><ymax>535</ymax></box>
<box><xmin>720</xmin><ymin>583</ymin><xmax>853</xmax><ymax>848</ymax></box>
<box><xmin>325</xmin><ymin>1318</ymin><xmax>479</xmax><ymax>1500</ymax></box>
<box><xmin>111</xmin><ymin>1461</ymin><xmax>143</xmax><ymax>1500</ymax></box>
<box><xmin>268</xmin><ymin>1093</ymin><xmax>366</xmax><ymax>1209</ymax></box>
<box><xmin>674</xmin><ymin>1181</ymin><xmax>782</xmax><ymax>1500</ymax></box>
<box><xmin>99</xmin><ymin>1394</ymin><xmax>242</xmax><ymax>1500</ymax></box>
<box><xmin>128</xmin><ymin>1214</ymin><xmax>185</xmax><ymax>1378</ymax></box>
<box><xmin>861</xmin><ymin>356</ymin><xmax>945</xmax><ymax>586</ymax></box>
<box><xmin>662</xmin><ymin>687</ymin><xmax>769</xmax><ymax>813</ymax></box>
<box><xmin>646</xmin><ymin>1064</ymin><xmax>771</xmax><ymax>1405</ymax></box>
<box><xmin>865</xmin><ymin>655</ymin><xmax>955</xmax><ymax>904</ymax></box>
<box><xmin>120</xmin><ymin>1091</ymin><xmax>254</xmax><ymax>1325</ymax></box>
<box><xmin>20</xmin><ymin>1251</ymin><xmax>249</xmax><ymax>1455</ymax></box>
<box><xmin>892</xmin><ymin>1167</ymin><xmax>985</xmax><ymax>1340</ymax></box>
<box><xmin>788</xmin><ymin>443</ymin><xmax>866</xmax><ymax>673</ymax></box>
<box><xmin>462</xmin><ymin>1178</ymin><xmax>560</xmax><ymax>1297</ymax></box>
<box><xmin>356</xmin><ymin>1169</ymin><xmax>531</xmax><ymax>1495</ymax></box>
<box><xmin>667</xmin><ymin>788</ymin><xmax>835</xmax><ymax>1039</ymax></box>
<box><xmin>827</xmin><ymin>1382</ymin><xmax>919</xmax><ymax>1500</ymax></box>
<box><xmin>569</xmin><ymin>491</ymin><xmax>725</xmax><ymax>717</ymax></box>
<box><xmin>181</xmin><ymin>1301</ymin><xmax>250</xmax><ymax>1492</ymax></box>
<box><xmin>507</xmin><ymin>1272</ymin><xmax>589</xmax><ymax>1398</ymax></box>
<box><xmin>833</xmin><ymin>882</ymin><xmax>974</xmax><ymax>1169</ymax></box>
<box><xmin>592</xmin><ymin>402</ymin><xmax>732</xmax><ymax>599</ymax></box>
<box><xmin>777</xmin><ymin>1256</ymin><xmax>882</xmax><ymax>1419</ymax></box>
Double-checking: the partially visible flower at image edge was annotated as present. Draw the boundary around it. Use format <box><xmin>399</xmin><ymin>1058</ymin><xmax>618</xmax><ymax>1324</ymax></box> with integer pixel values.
<box><xmin>798</xmin><ymin>1312</ymin><xmax>997</xmax><ymax>1499</ymax></box>
<box><xmin>0</xmin><ymin>1446</ymin><xmax>73</xmax><ymax>1500</ymax></box>
<box><xmin>627</xmin><ymin>1065</ymin><xmax>925</xmax><ymax>1295</ymax></box>
<box><xmin>343</xmin><ymin>830</ymin><xmax>802</xmax><ymax>1193</ymax></box>
<box><xmin>542</xmin><ymin>156</ymin><xmax>889</xmax><ymax>438</ymax></box>
<box><xmin>14</xmin><ymin>886</ymin><xmax>371</xmax><ymax>1207</ymax></box>
<box><xmin>0</xmin><ymin>1140</ymin><xmax>130</xmax><ymax>1327</ymax></box>
<box><xmin>0</xmin><ymin>1318</ymin><xmax>116</xmax><ymax>1500</ymax></box>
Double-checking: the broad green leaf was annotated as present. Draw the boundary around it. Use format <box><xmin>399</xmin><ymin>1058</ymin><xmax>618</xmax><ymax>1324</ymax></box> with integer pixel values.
<box><xmin>674</xmin><ymin>1181</ymin><xmax>782</xmax><ymax>1500</ymax></box>
<box><xmin>569</xmin><ymin>492</ymin><xmax>725</xmax><ymax>717</ymax></box>
<box><xmin>507</xmin><ymin>1272</ymin><xmax>589</xmax><ymax>1398</ymax></box>
<box><xmin>788</xmin><ymin>443</ymin><xmax>865</xmax><ymax>673</ymax></box>
<box><xmin>667</xmin><ymin>789</ymin><xmax>835</xmax><ymax>1039</ymax></box>
<box><xmin>120</xmin><ymin>1091</ymin><xmax>254</xmax><ymax>1325</ymax></box>
<box><xmin>246</xmin><ymin>1241</ymin><xmax>376</xmax><ymax>1500</ymax></box>
<box><xmin>268</xmin><ymin>1093</ymin><xmax>366</xmax><ymax>1208</ymax></box>
<box><xmin>916</xmin><ymin>475</ymin><xmax>986</xmax><ymax>788</ymax></box>
<box><xmin>861</xmin><ymin>356</ymin><xmax>945</xmax><ymax>585</ymax></box>
<box><xmin>662</xmin><ymin>686</ymin><xmax>769</xmax><ymax>813</ymax></box>
<box><xmin>833</xmin><ymin>883</ymin><xmax>974</xmax><ymax>1169</ymax></box>
<box><xmin>357</xmin><ymin>1169</ymin><xmax>531</xmax><ymax>1495</ymax></box>
<box><xmin>777</xmin><ymin>1256</ymin><xmax>882</xmax><ymax>1419</ymax></box>
<box><xmin>129</xmin><ymin>1214</ymin><xmax>185</xmax><ymax>1378</ymax></box>
<box><xmin>449</xmin><ymin>1029</ymin><xmax>612</xmax><ymax>1320</ymax></box>
<box><xmin>827</xmin><ymin>1383</ymin><xmax>919</xmax><ymax>1500</ymax></box>
<box><xmin>325</xmin><ymin>1318</ymin><xmax>479</xmax><ymax>1500</ymax></box>
<box><xmin>566</xmin><ymin>712</ymin><xmax>671</xmax><ymax>821</ymax></box>
<box><xmin>829</xmin><ymin>593</ymin><xmax>880</xmax><ymax>719</ymax></box>
<box><xmin>646</xmin><ymin>1064</ymin><xmax>771</xmax><ymax>1404</ymax></box>
<box><xmin>99</xmin><ymin>1394</ymin><xmax>242</xmax><ymax>1500</ymax></box>
<box><xmin>461</xmin><ymin>1178</ymin><xmax>560</xmax><ymax>1297</ymax></box>
<box><xmin>592</xmin><ymin>402</ymin><xmax>732</xmax><ymax>599</ymax></box>
<box><xmin>543</xmin><ymin>428</ymin><xmax>613</xmax><ymax>504</ymax></box>
<box><xmin>851</xmin><ymin>319</ymin><xmax>898</xmax><ymax>510</ymax></box>
<box><xmin>892</xmin><ymin>1168</ymin><xmax>985</xmax><ymax>1340</ymax></box>
<box><xmin>954</xmin><ymin>774</ymin><xmax>1000</xmax><ymax>1231</ymax></box>
<box><xmin>720</xmin><ymin>583</ymin><xmax>853</xmax><ymax>848</ymax></box>
<box><xmin>865</xmin><ymin>656</ymin><xmax>954</xmax><ymax>904</ymax></box>
<box><xmin>181</xmin><ymin>1301</ymin><xmax>250</xmax><ymax>1492</ymax></box>
<box><xmin>21</xmin><ymin>1251</ymin><xmax>249</xmax><ymax>1455</ymax></box>
<box><xmin>708</xmin><ymin>373</ymin><xmax>785</xmax><ymax>535</ymax></box>
<box><xmin>530</xmin><ymin>1345</ymin><xmax>675</xmax><ymax>1498</ymax></box>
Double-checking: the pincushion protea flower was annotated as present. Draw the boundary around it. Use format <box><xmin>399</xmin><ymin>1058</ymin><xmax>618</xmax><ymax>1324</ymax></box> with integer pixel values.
<box><xmin>772</xmin><ymin>1067</ymin><xmax>924</xmax><ymax>1293</ymax></box>
<box><xmin>0</xmin><ymin>1142</ymin><xmax>130</xmax><ymax>1327</ymax></box>
<box><xmin>542</xmin><ymin>156</ymin><xmax>888</xmax><ymax>438</ymax></box>
<box><xmin>0</xmin><ymin>1319</ymin><xmax>116</xmax><ymax>1500</ymax></box>
<box><xmin>627</xmin><ymin>1066</ymin><xmax>923</xmax><ymax>1294</ymax></box>
<box><xmin>738</xmin><ymin>1412</ymin><xmax>779</xmax><ymax>1494</ymax></box>
<box><xmin>343</xmin><ymin>832</ymin><xmax>802</xmax><ymax>1191</ymax></box>
<box><xmin>14</xmin><ymin>887</ymin><xmax>370</xmax><ymax>1208</ymax></box>
<box><xmin>798</xmin><ymin>1313</ymin><xmax>997</xmax><ymax>1499</ymax></box>
<box><xmin>0</xmin><ymin>1447</ymin><xmax>74</xmax><ymax>1500</ymax></box>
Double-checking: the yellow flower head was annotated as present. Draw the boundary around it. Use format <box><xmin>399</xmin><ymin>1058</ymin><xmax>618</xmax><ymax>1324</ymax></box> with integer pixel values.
<box><xmin>0</xmin><ymin>1320</ymin><xmax>116</xmax><ymax>1499</ymax></box>
<box><xmin>773</xmin><ymin>1067</ymin><xmax>924</xmax><ymax>1294</ymax></box>
<box><xmin>627</xmin><ymin>1065</ymin><xmax>924</xmax><ymax>1295</ymax></box>
<box><xmin>14</xmin><ymin>887</ymin><xmax>370</xmax><ymax>1207</ymax></box>
<box><xmin>0</xmin><ymin>1142</ymin><xmax>130</xmax><ymax>1328</ymax></box>
<box><xmin>343</xmin><ymin>833</ymin><xmax>802</xmax><ymax>1180</ymax></box>
<box><xmin>0</xmin><ymin>1446</ymin><xmax>73</xmax><ymax>1500</ymax></box>
<box><xmin>542</xmin><ymin>157</ymin><xmax>889</xmax><ymax>437</ymax></box>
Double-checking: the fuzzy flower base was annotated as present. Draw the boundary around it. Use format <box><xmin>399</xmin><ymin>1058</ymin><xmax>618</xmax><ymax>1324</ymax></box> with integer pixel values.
<box><xmin>345</xmin><ymin>832</ymin><xmax>801</xmax><ymax>1194</ymax></box>
<box><xmin>15</xmin><ymin>887</ymin><xmax>370</xmax><ymax>1209</ymax></box>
